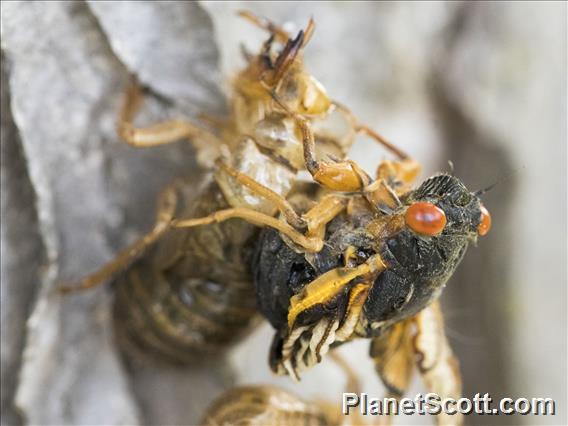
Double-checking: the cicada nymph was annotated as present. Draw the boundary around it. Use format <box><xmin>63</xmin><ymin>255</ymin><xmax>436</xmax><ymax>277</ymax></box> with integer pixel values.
<box><xmin>62</xmin><ymin>11</ymin><xmax>491</xmax><ymax>426</ymax></box>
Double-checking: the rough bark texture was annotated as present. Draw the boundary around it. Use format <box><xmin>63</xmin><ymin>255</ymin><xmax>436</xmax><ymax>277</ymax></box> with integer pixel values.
<box><xmin>1</xmin><ymin>2</ymin><xmax>565</xmax><ymax>425</ymax></box>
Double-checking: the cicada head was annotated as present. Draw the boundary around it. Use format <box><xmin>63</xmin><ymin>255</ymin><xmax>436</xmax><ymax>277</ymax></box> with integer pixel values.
<box><xmin>361</xmin><ymin>174</ymin><xmax>491</xmax><ymax>333</ymax></box>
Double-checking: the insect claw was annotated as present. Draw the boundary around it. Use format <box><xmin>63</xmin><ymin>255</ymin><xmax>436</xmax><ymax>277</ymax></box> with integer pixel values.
<box><xmin>283</xmin><ymin>359</ymin><xmax>300</xmax><ymax>381</ymax></box>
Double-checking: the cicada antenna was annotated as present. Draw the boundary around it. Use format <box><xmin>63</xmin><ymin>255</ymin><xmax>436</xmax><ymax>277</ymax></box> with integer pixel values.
<box><xmin>473</xmin><ymin>166</ymin><xmax>522</xmax><ymax>197</ymax></box>
<box><xmin>473</xmin><ymin>182</ymin><xmax>498</xmax><ymax>197</ymax></box>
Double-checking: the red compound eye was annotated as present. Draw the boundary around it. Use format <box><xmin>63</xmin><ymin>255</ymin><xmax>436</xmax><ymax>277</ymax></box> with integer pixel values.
<box><xmin>405</xmin><ymin>202</ymin><xmax>447</xmax><ymax>236</ymax></box>
<box><xmin>478</xmin><ymin>204</ymin><xmax>491</xmax><ymax>236</ymax></box>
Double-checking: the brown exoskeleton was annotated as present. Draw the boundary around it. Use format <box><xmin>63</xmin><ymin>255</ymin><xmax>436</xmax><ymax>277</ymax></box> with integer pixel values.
<box><xmin>201</xmin><ymin>352</ymin><xmax>363</xmax><ymax>426</ymax></box>
<box><xmin>62</xmin><ymin>11</ymin><xmax>492</xmax><ymax>426</ymax></box>
<box><xmin>202</xmin><ymin>385</ymin><xmax>338</xmax><ymax>426</ymax></box>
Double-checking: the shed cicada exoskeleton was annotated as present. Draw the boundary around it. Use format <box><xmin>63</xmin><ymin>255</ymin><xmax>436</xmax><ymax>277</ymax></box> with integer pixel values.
<box><xmin>201</xmin><ymin>352</ymin><xmax>362</xmax><ymax>426</ymax></box>
<box><xmin>62</xmin><ymin>11</ymin><xmax>492</xmax><ymax>426</ymax></box>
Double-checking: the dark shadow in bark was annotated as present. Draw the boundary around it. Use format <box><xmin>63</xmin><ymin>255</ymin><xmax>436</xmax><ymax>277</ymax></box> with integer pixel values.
<box><xmin>0</xmin><ymin>51</ymin><xmax>46</xmax><ymax>426</ymax></box>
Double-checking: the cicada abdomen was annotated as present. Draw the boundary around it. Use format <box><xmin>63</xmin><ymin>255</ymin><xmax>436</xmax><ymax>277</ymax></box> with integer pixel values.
<box><xmin>111</xmin><ymin>176</ymin><xmax>261</xmax><ymax>364</ymax></box>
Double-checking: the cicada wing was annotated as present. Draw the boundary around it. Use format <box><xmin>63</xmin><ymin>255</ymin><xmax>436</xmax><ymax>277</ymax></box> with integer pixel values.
<box><xmin>370</xmin><ymin>319</ymin><xmax>416</xmax><ymax>398</ymax></box>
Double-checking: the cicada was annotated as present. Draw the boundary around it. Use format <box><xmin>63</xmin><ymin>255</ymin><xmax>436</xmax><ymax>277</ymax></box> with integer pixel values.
<box><xmin>62</xmin><ymin>11</ymin><xmax>491</xmax><ymax>426</ymax></box>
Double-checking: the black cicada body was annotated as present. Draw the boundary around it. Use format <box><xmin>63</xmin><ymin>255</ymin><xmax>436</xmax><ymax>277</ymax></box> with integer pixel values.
<box><xmin>254</xmin><ymin>174</ymin><xmax>490</xmax><ymax>374</ymax></box>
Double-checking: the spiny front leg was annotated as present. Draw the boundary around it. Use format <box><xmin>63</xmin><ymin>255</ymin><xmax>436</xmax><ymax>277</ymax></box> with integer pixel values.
<box><xmin>217</xmin><ymin>161</ymin><xmax>308</xmax><ymax>230</ymax></box>
<box><xmin>173</xmin><ymin>207</ymin><xmax>324</xmax><ymax>253</ymax></box>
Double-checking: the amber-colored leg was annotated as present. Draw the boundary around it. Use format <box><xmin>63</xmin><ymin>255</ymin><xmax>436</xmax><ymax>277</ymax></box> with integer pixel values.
<box><xmin>332</xmin><ymin>101</ymin><xmax>422</xmax><ymax>188</ymax></box>
<box><xmin>269</xmin><ymin>93</ymin><xmax>371</xmax><ymax>192</ymax></box>
<box><xmin>301</xmin><ymin>193</ymin><xmax>348</xmax><ymax>239</ymax></box>
<box><xmin>363</xmin><ymin>178</ymin><xmax>402</xmax><ymax>212</ymax></box>
<box><xmin>360</xmin><ymin>125</ymin><xmax>422</xmax><ymax>186</ymax></box>
<box><xmin>173</xmin><ymin>208</ymin><xmax>324</xmax><ymax>253</ymax></box>
<box><xmin>370</xmin><ymin>320</ymin><xmax>416</xmax><ymax>398</ymax></box>
<box><xmin>117</xmin><ymin>80</ymin><xmax>222</xmax><ymax>152</ymax></box>
<box><xmin>59</xmin><ymin>183</ymin><xmax>179</xmax><ymax>294</ymax></box>
<box><xmin>333</xmin><ymin>101</ymin><xmax>408</xmax><ymax>160</ymax></box>
<box><xmin>334</xmin><ymin>282</ymin><xmax>371</xmax><ymax>341</ymax></box>
<box><xmin>276</xmin><ymin>266</ymin><xmax>380</xmax><ymax>379</ymax></box>
<box><xmin>217</xmin><ymin>161</ymin><xmax>307</xmax><ymax>230</ymax></box>
<box><xmin>176</xmin><ymin>158</ymin><xmax>349</xmax><ymax>252</ymax></box>
<box><xmin>331</xmin><ymin>101</ymin><xmax>421</xmax><ymax>213</ymax></box>
<box><xmin>172</xmin><ymin>191</ymin><xmax>348</xmax><ymax>255</ymax></box>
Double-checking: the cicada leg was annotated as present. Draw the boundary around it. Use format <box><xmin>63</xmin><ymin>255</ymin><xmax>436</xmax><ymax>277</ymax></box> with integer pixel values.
<box><xmin>329</xmin><ymin>102</ymin><xmax>422</xmax><ymax>212</ymax></box>
<box><xmin>172</xmin><ymin>190</ymin><xmax>349</xmax><ymax>254</ymax></box>
<box><xmin>59</xmin><ymin>181</ymin><xmax>180</xmax><ymax>293</ymax></box>
<box><xmin>268</xmin><ymin>92</ymin><xmax>372</xmax><ymax>192</ymax></box>
<box><xmin>332</xmin><ymin>101</ymin><xmax>422</xmax><ymax>187</ymax></box>
<box><xmin>117</xmin><ymin>78</ymin><xmax>222</xmax><ymax>165</ymax></box>
<box><xmin>217</xmin><ymin>161</ymin><xmax>308</xmax><ymax>230</ymax></box>
<box><xmin>175</xmin><ymin>157</ymin><xmax>352</xmax><ymax>253</ymax></box>
<box><xmin>274</xmin><ymin>255</ymin><xmax>385</xmax><ymax>380</ymax></box>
